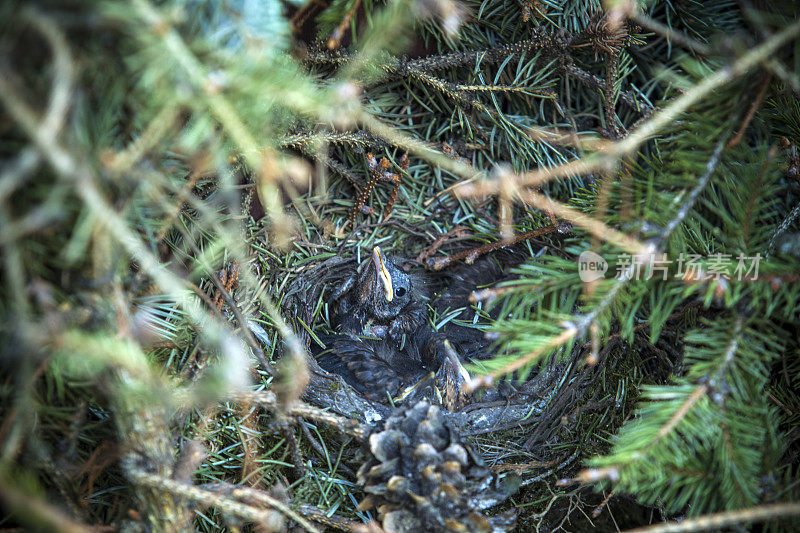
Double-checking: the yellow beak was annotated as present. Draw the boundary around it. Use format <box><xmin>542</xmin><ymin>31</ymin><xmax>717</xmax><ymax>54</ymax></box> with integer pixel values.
<box><xmin>372</xmin><ymin>246</ymin><xmax>393</xmax><ymax>302</ymax></box>
<box><xmin>443</xmin><ymin>340</ymin><xmax>471</xmax><ymax>383</ymax></box>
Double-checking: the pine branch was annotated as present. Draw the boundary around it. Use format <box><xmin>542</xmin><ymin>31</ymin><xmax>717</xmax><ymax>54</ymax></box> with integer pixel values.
<box><xmin>769</xmin><ymin>201</ymin><xmax>800</xmax><ymax>252</ymax></box>
<box><xmin>3</xmin><ymin>0</ymin><xmax>800</xmax><ymax>529</ymax></box>
<box><xmin>234</xmin><ymin>390</ymin><xmax>368</xmax><ymax>439</ymax></box>
<box><xmin>356</xmin><ymin>111</ymin><xmax>650</xmax><ymax>255</ymax></box>
<box><xmin>564</xmin><ymin>64</ymin><xmax>653</xmax><ymax>113</ymax></box>
<box><xmin>466</xmin><ymin>138</ymin><xmax>726</xmax><ymax>388</ymax></box>
<box><xmin>622</xmin><ymin>502</ymin><xmax>800</xmax><ymax>533</ymax></box>
<box><xmin>130</xmin><ymin>0</ymin><xmax>296</xmax><ymax>229</ymax></box>
<box><xmin>426</xmin><ymin>222</ymin><xmax>568</xmax><ymax>270</ymax></box>
<box><xmin>128</xmin><ymin>468</ymin><xmax>317</xmax><ymax>532</ymax></box>
<box><xmin>454</xmin><ymin>17</ymin><xmax>800</xmax><ymax>196</ymax></box>
<box><xmin>630</xmin><ymin>10</ymin><xmax>712</xmax><ymax>56</ymax></box>
<box><xmin>0</xmin><ymin>472</ymin><xmax>98</xmax><ymax>533</ymax></box>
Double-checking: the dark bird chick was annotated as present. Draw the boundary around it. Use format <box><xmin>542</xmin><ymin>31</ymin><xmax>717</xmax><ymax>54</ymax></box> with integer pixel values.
<box><xmin>317</xmin><ymin>331</ymin><xmax>471</xmax><ymax>410</ymax></box>
<box><xmin>331</xmin><ymin>246</ymin><xmax>427</xmax><ymax>339</ymax></box>
<box><xmin>318</xmin><ymin>247</ymin><xmax>474</xmax><ymax>409</ymax></box>
<box><xmin>318</xmin><ymin>246</ymin><xmax>530</xmax><ymax>410</ymax></box>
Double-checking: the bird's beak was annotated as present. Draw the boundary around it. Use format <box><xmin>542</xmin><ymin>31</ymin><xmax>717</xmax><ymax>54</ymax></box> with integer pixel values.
<box><xmin>436</xmin><ymin>340</ymin><xmax>471</xmax><ymax>411</ymax></box>
<box><xmin>443</xmin><ymin>340</ymin><xmax>472</xmax><ymax>383</ymax></box>
<box><xmin>393</xmin><ymin>372</ymin><xmax>435</xmax><ymax>403</ymax></box>
<box><xmin>372</xmin><ymin>246</ymin><xmax>393</xmax><ymax>302</ymax></box>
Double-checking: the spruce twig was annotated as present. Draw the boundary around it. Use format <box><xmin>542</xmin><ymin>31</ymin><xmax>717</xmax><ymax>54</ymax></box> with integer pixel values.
<box><xmin>425</xmin><ymin>223</ymin><xmax>568</xmax><ymax>271</ymax></box>
<box><xmin>129</xmin><ymin>468</ymin><xmax>318</xmax><ymax>532</ymax></box>
<box><xmin>466</xmin><ymin>139</ymin><xmax>728</xmax><ymax>390</ymax></box>
<box><xmin>621</xmin><ymin>502</ymin><xmax>800</xmax><ymax>533</ymax></box>
<box><xmin>454</xmin><ymin>18</ymin><xmax>800</xmax><ymax>195</ymax></box>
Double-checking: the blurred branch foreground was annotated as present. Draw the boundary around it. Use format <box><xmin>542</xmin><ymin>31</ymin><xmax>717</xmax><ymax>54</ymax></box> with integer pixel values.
<box><xmin>1</xmin><ymin>0</ymin><xmax>800</xmax><ymax>531</ymax></box>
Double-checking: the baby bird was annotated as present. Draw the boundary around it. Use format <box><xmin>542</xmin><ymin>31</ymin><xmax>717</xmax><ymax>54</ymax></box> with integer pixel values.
<box><xmin>318</xmin><ymin>330</ymin><xmax>471</xmax><ymax>410</ymax></box>
<box><xmin>330</xmin><ymin>247</ymin><xmax>427</xmax><ymax>339</ymax></box>
<box><xmin>319</xmin><ymin>247</ymin><xmax>471</xmax><ymax>410</ymax></box>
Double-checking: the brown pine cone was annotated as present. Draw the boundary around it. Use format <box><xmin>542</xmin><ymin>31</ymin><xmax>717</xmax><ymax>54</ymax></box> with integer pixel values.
<box><xmin>357</xmin><ymin>401</ymin><xmax>517</xmax><ymax>532</ymax></box>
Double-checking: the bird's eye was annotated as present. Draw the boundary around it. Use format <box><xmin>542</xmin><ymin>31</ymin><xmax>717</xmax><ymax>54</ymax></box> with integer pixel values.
<box><xmin>395</xmin><ymin>287</ymin><xmax>407</xmax><ymax>298</ymax></box>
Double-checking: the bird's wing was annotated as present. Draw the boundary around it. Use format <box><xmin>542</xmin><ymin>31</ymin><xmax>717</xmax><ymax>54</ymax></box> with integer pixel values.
<box><xmin>317</xmin><ymin>337</ymin><xmax>406</xmax><ymax>401</ymax></box>
<box><xmin>284</xmin><ymin>255</ymin><xmax>357</xmax><ymax>313</ymax></box>
<box><xmin>429</xmin><ymin>253</ymin><xmax>512</xmax><ymax>314</ymax></box>
<box><xmin>426</xmin><ymin>250</ymin><xmax>534</xmax><ymax>360</ymax></box>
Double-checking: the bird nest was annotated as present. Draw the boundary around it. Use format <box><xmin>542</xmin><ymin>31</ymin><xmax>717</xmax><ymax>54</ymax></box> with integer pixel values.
<box><xmin>280</xmin><ymin>244</ymin><xmax>590</xmax><ymax>462</ymax></box>
<box><xmin>252</xmin><ymin>232</ymin><xmax>610</xmax><ymax>530</ymax></box>
<box><xmin>231</xmin><ymin>145</ymin><xmax>649</xmax><ymax>529</ymax></box>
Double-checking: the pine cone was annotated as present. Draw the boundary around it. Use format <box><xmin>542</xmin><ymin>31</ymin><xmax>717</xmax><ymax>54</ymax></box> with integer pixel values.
<box><xmin>357</xmin><ymin>401</ymin><xmax>517</xmax><ymax>532</ymax></box>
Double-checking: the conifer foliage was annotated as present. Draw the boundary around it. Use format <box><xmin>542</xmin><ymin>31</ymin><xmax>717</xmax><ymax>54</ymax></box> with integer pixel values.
<box><xmin>1</xmin><ymin>0</ymin><xmax>800</xmax><ymax>531</ymax></box>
